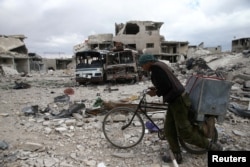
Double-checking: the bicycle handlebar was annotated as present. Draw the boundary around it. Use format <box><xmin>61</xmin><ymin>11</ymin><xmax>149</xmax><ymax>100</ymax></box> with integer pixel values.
<box><xmin>143</xmin><ymin>87</ymin><xmax>156</xmax><ymax>93</ymax></box>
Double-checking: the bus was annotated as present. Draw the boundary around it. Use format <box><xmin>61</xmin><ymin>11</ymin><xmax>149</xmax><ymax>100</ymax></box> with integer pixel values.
<box><xmin>75</xmin><ymin>50</ymin><xmax>106</xmax><ymax>85</ymax></box>
<box><xmin>105</xmin><ymin>49</ymin><xmax>139</xmax><ymax>83</ymax></box>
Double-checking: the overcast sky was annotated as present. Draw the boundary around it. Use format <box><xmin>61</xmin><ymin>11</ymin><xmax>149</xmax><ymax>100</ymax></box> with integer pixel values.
<box><xmin>1</xmin><ymin>0</ymin><xmax>250</xmax><ymax>58</ymax></box>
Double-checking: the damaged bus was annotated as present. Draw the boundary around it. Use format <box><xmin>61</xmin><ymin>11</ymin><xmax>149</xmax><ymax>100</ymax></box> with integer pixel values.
<box><xmin>75</xmin><ymin>50</ymin><xmax>106</xmax><ymax>85</ymax></box>
<box><xmin>105</xmin><ymin>49</ymin><xmax>139</xmax><ymax>83</ymax></box>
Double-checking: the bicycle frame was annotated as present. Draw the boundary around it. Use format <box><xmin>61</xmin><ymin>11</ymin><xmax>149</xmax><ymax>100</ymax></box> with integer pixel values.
<box><xmin>104</xmin><ymin>89</ymin><xmax>219</xmax><ymax>154</ymax></box>
<box><xmin>122</xmin><ymin>89</ymin><xmax>167</xmax><ymax>131</ymax></box>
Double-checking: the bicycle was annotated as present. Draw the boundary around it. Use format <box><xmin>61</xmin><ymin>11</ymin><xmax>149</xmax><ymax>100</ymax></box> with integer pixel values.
<box><xmin>102</xmin><ymin>89</ymin><xmax>218</xmax><ymax>154</ymax></box>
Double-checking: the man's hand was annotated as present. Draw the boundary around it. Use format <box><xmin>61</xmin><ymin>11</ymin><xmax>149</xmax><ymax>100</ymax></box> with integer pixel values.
<box><xmin>148</xmin><ymin>86</ymin><xmax>156</xmax><ymax>90</ymax></box>
<box><xmin>147</xmin><ymin>89</ymin><xmax>156</xmax><ymax>96</ymax></box>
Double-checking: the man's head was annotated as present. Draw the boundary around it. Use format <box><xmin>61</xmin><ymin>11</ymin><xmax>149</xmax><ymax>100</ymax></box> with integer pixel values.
<box><xmin>138</xmin><ymin>54</ymin><xmax>157</xmax><ymax>66</ymax></box>
<box><xmin>138</xmin><ymin>54</ymin><xmax>158</xmax><ymax>71</ymax></box>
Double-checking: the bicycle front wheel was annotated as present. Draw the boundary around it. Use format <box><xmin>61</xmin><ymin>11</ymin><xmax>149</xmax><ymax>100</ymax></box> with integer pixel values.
<box><xmin>102</xmin><ymin>107</ymin><xmax>145</xmax><ymax>149</ymax></box>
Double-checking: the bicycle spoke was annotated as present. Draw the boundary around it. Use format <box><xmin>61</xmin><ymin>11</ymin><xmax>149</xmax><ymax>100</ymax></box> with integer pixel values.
<box><xmin>102</xmin><ymin>107</ymin><xmax>145</xmax><ymax>149</ymax></box>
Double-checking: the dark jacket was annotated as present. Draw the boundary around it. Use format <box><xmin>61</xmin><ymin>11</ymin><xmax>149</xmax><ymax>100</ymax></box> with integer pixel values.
<box><xmin>150</xmin><ymin>61</ymin><xmax>185</xmax><ymax>103</ymax></box>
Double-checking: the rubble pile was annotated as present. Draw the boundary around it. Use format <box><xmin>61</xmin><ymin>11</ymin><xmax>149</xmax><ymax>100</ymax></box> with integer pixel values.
<box><xmin>0</xmin><ymin>51</ymin><xmax>250</xmax><ymax>167</ymax></box>
<box><xmin>0</xmin><ymin>66</ymin><xmax>19</xmax><ymax>77</ymax></box>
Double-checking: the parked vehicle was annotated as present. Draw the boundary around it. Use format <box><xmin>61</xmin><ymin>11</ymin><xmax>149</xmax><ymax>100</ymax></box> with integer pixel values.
<box><xmin>75</xmin><ymin>50</ymin><xmax>106</xmax><ymax>85</ymax></box>
<box><xmin>105</xmin><ymin>49</ymin><xmax>139</xmax><ymax>83</ymax></box>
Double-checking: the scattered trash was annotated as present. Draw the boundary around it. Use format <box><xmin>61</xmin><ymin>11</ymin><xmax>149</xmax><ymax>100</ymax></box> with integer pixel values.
<box><xmin>104</xmin><ymin>87</ymin><xmax>119</xmax><ymax>92</ymax></box>
<box><xmin>13</xmin><ymin>81</ymin><xmax>31</xmax><ymax>89</ymax></box>
<box><xmin>93</xmin><ymin>97</ymin><xmax>104</xmax><ymax>107</ymax></box>
<box><xmin>40</xmin><ymin>106</ymin><xmax>52</xmax><ymax>114</ymax></box>
<box><xmin>54</xmin><ymin>94</ymin><xmax>70</xmax><ymax>103</ymax></box>
<box><xmin>242</xmin><ymin>80</ymin><xmax>250</xmax><ymax>91</ymax></box>
<box><xmin>0</xmin><ymin>140</ymin><xmax>8</xmax><ymax>150</ymax></box>
<box><xmin>145</xmin><ymin>121</ymin><xmax>159</xmax><ymax>132</ymax></box>
<box><xmin>64</xmin><ymin>87</ymin><xmax>75</xmax><ymax>95</ymax></box>
<box><xmin>120</xmin><ymin>95</ymin><xmax>139</xmax><ymax>102</ymax></box>
<box><xmin>228</xmin><ymin>102</ymin><xmax>250</xmax><ymax>118</ymax></box>
<box><xmin>186</xmin><ymin>58</ymin><xmax>211</xmax><ymax>71</ymax></box>
<box><xmin>53</xmin><ymin>103</ymin><xmax>85</xmax><ymax>119</ymax></box>
<box><xmin>85</xmin><ymin>108</ymin><xmax>107</xmax><ymax>116</ymax></box>
<box><xmin>21</xmin><ymin>105</ymin><xmax>39</xmax><ymax>116</ymax></box>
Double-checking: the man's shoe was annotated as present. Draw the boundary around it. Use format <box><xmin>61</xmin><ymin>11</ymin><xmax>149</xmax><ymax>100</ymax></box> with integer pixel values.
<box><xmin>202</xmin><ymin>116</ymin><xmax>215</xmax><ymax>138</ymax></box>
<box><xmin>208</xmin><ymin>142</ymin><xmax>223</xmax><ymax>151</ymax></box>
<box><xmin>162</xmin><ymin>152</ymin><xmax>182</xmax><ymax>164</ymax></box>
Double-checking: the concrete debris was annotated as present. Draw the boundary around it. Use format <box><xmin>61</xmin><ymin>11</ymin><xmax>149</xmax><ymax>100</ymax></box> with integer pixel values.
<box><xmin>112</xmin><ymin>152</ymin><xmax>135</xmax><ymax>158</ymax></box>
<box><xmin>186</xmin><ymin>57</ymin><xmax>211</xmax><ymax>71</ymax></box>
<box><xmin>0</xmin><ymin>113</ymin><xmax>9</xmax><ymax>117</ymax></box>
<box><xmin>228</xmin><ymin>102</ymin><xmax>250</xmax><ymax>118</ymax></box>
<box><xmin>0</xmin><ymin>66</ymin><xmax>19</xmax><ymax>76</ymax></box>
<box><xmin>0</xmin><ymin>140</ymin><xmax>8</xmax><ymax>150</ymax></box>
<box><xmin>52</xmin><ymin>103</ymin><xmax>85</xmax><ymax>119</ymax></box>
<box><xmin>98</xmin><ymin>162</ymin><xmax>107</xmax><ymax>167</ymax></box>
<box><xmin>54</xmin><ymin>94</ymin><xmax>70</xmax><ymax>103</ymax></box>
<box><xmin>0</xmin><ymin>49</ymin><xmax>250</xmax><ymax>167</ymax></box>
<box><xmin>21</xmin><ymin>142</ymin><xmax>44</xmax><ymax>152</ymax></box>
<box><xmin>13</xmin><ymin>81</ymin><xmax>31</xmax><ymax>89</ymax></box>
<box><xmin>232</xmin><ymin>130</ymin><xmax>248</xmax><ymax>137</ymax></box>
<box><xmin>21</xmin><ymin>105</ymin><xmax>39</xmax><ymax>116</ymax></box>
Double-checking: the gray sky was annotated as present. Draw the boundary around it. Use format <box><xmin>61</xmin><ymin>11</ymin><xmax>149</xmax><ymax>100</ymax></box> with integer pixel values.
<box><xmin>1</xmin><ymin>0</ymin><xmax>250</xmax><ymax>58</ymax></box>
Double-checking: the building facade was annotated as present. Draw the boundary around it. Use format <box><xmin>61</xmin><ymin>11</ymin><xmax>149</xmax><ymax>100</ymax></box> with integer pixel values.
<box><xmin>232</xmin><ymin>37</ymin><xmax>250</xmax><ymax>52</ymax></box>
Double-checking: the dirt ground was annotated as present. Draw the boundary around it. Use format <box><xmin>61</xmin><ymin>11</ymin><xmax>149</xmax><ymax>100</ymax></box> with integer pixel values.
<box><xmin>0</xmin><ymin>71</ymin><xmax>250</xmax><ymax>167</ymax></box>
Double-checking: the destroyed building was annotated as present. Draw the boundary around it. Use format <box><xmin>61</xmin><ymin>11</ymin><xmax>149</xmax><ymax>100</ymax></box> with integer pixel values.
<box><xmin>73</xmin><ymin>34</ymin><xmax>113</xmax><ymax>53</ymax></box>
<box><xmin>42</xmin><ymin>58</ymin><xmax>73</xmax><ymax>71</ymax></box>
<box><xmin>204</xmin><ymin>45</ymin><xmax>222</xmax><ymax>54</ymax></box>
<box><xmin>0</xmin><ymin>35</ymin><xmax>73</xmax><ymax>75</ymax></box>
<box><xmin>187</xmin><ymin>42</ymin><xmax>222</xmax><ymax>58</ymax></box>
<box><xmin>0</xmin><ymin>35</ymin><xmax>30</xmax><ymax>75</ymax></box>
<box><xmin>113</xmin><ymin>20</ymin><xmax>189</xmax><ymax>62</ymax></box>
<box><xmin>28</xmin><ymin>53</ymin><xmax>46</xmax><ymax>72</ymax></box>
<box><xmin>88</xmin><ymin>34</ymin><xmax>113</xmax><ymax>51</ymax></box>
<box><xmin>232</xmin><ymin>37</ymin><xmax>250</xmax><ymax>52</ymax></box>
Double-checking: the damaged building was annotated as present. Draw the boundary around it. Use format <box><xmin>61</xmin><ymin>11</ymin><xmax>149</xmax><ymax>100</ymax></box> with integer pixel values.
<box><xmin>186</xmin><ymin>42</ymin><xmax>223</xmax><ymax>61</ymax></box>
<box><xmin>43</xmin><ymin>58</ymin><xmax>73</xmax><ymax>71</ymax></box>
<box><xmin>28</xmin><ymin>53</ymin><xmax>46</xmax><ymax>72</ymax></box>
<box><xmin>88</xmin><ymin>34</ymin><xmax>113</xmax><ymax>51</ymax></box>
<box><xmin>232</xmin><ymin>37</ymin><xmax>250</xmax><ymax>53</ymax></box>
<box><xmin>0</xmin><ymin>35</ymin><xmax>30</xmax><ymax>75</ymax></box>
<box><xmin>73</xmin><ymin>34</ymin><xmax>113</xmax><ymax>53</ymax></box>
<box><xmin>74</xmin><ymin>20</ymin><xmax>191</xmax><ymax>73</ymax></box>
<box><xmin>113</xmin><ymin>20</ymin><xmax>189</xmax><ymax>62</ymax></box>
<box><xmin>72</xmin><ymin>21</ymin><xmax>190</xmax><ymax>83</ymax></box>
<box><xmin>0</xmin><ymin>35</ymin><xmax>73</xmax><ymax>76</ymax></box>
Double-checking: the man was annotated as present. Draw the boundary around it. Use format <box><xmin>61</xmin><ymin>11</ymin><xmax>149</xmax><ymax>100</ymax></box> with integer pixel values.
<box><xmin>138</xmin><ymin>54</ymin><xmax>222</xmax><ymax>164</ymax></box>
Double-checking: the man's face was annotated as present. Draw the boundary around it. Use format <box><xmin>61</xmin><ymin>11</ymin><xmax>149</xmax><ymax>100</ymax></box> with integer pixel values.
<box><xmin>141</xmin><ymin>62</ymin><xmax>150</xmax><ymax>71</ymax></box>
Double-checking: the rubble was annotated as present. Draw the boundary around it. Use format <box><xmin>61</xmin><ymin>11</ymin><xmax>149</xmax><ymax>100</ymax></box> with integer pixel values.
<box><xmin>13</xmin><ymin>81</ymin><xmax>31</xmax><ymax>89</ymax></box>
<box><xmin>228</xmin><ymin>102</ymin><xmax>250</xmax><ymax>118</ymax></box>
<box><xmin>0</xmin><ymin>141</ymin><xmax>8</xmax><ymax>150</ymax></box>
<box><xmin>0</xmin><ymin>50</ymin><xmax>250</xmax><ymax>167</ymax></box>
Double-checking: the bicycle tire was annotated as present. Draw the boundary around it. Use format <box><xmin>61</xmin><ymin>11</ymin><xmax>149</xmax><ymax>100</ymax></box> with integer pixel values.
<box><xmin>102</xmin><ymin>107</ymin><xmax>145</xmax><ymax>149</ymax></box>
<box><xmin>179</xmin><ymin>127</ymin><xmax>218</xmax><ymax>154</ymax></box>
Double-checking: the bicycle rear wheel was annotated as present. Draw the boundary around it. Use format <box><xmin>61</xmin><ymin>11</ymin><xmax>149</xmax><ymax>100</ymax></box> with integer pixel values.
<box><xmin>179</xmin><ymin>127</ymin><xmax>218</xmax><ymax>154</ymax></box>
<box><xmin>102</xmin><ymin>107</ymin><xmax>145</xmax><ymax>149</ymax></box>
